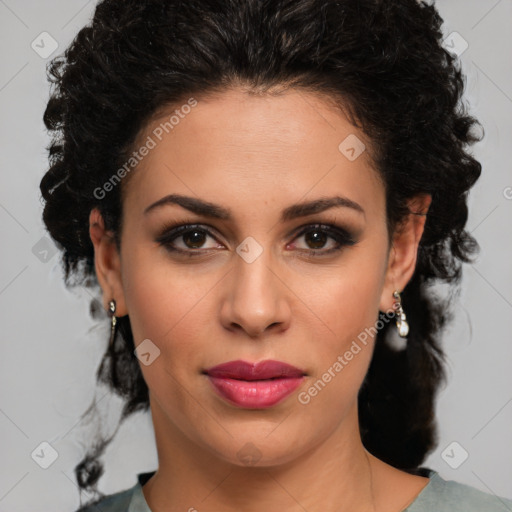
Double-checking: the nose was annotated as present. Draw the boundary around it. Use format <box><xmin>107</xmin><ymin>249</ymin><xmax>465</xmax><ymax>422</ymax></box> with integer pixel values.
<box><xmin>219</xmin><ymin>245</ymin><xmax>291</xmax><ymax>338</ymax></box>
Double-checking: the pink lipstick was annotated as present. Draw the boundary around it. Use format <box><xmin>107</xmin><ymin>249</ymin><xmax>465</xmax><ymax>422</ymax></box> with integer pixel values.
<box><xmin>204</xmin><ymin>359</ymin><xmax>305</xmax><ymax>409</ymax></box>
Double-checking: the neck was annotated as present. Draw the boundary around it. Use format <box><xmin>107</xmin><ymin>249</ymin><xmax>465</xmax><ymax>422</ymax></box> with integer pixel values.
<box><xmin>143</xmin><ymin>397</ymin><xmax>378</xmax><ymax>512</ymax></box>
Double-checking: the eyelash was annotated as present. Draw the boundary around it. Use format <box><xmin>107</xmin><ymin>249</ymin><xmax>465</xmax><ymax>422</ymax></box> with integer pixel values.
<box><xmin>155</xmin><ymin>222</ymin><xmax>358</xmax><ymax>258</ymax></box>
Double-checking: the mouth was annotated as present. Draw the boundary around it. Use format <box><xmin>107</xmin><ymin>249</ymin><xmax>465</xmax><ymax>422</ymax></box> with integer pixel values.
<box><xmin>203</xmin><ymin>359</ymin><xmax>306</xmax><ymax>409</ymax></box>
<box><xmin>204</xmin><ymin>359</ymin><xmax>306</xmax><ymax>380</ymax></box>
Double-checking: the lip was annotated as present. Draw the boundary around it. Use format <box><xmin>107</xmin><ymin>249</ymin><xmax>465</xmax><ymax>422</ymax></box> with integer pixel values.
<box><xmin>204</xmin><ymin>359</ymin><xmax>306</xmax><ymax>409</ymax></box>
<box><xmin>205</xmin><ymin>359</ymin><xmax>306</xmax><ymax>380</ymax></box>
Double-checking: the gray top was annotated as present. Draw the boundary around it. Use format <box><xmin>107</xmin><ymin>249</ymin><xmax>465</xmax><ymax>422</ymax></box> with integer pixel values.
<box><xmin>77</xmin><ymin>467</ymin><xmax>512</xmax><ymax>511</ymax></box>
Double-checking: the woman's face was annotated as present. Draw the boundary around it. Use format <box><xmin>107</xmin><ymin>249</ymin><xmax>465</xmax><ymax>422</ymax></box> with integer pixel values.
<box><xmin>90</xmin><ymin>87</ymin><xmax>429</xmax><ymax>467</ymax></box>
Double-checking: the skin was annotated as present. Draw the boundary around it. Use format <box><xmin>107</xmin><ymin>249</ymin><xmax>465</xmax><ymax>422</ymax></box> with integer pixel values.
<box><xmin>89</xmin><ymin>87</ymin><xmax>432</xmax><ymax>512</ymax></box>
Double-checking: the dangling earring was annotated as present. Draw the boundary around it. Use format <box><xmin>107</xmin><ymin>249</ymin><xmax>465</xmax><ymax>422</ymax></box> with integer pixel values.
<box><xmin>392</xmin><ymin>290</ymin><xmax>409</xmax><ymax>338</ymax></box>
<box><xmin>108</xmin><ymin>299</ymin><xmax>117</xmax><ymax>346</ymax></box>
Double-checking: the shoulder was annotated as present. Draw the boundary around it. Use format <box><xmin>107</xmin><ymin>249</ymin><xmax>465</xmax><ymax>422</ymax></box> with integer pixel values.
<box><xmin>436</xmin><ymin>477</ymin><xmax>512</xmax><ymax>511</ymax></box>
<box><xmin>407</xmin><ymin>469</ymin><xmax>512</xmax><ymax>512</ymax></box>
<box><xmin>75</xmin><ymin>487</ymin><xmax>135</xmax><ymax>512</ymax></box>
<box><xmin>74</xmin><ymin>470</ymin><xmax>155</xmax><ymax>512</ymax></box>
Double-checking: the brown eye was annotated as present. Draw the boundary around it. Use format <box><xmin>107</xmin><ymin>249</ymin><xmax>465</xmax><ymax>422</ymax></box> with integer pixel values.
<box><xmin>182</xmin><ymin>229</ymin><xmax>208</xmax><ymax>248</ymax></box>
<box><xmin>156</xmin><ymin>222</ymin><xmax>358</xmax><ymax>258</ymax></box>
<box><xmin>303</xmin><ymin>229</ymin><xmax>328</xmax><ymax>249</ymax></box>
<box><xmin>290</xmin><ymin>224</ymin><xmax>357</xmax><ymax>256</ymax></box>
<box><xmin>155</xmin><ymin>224</ymin><xmax>224</xmax><ymax>254</ymax></box>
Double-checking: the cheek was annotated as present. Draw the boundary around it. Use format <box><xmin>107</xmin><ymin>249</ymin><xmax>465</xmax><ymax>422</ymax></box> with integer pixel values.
<box><xmin>292</xmin><ymin>247</ymin><xmax>389</xmax><ymax>402</ymax></box>
<box><xmin>294</xmin><ymin>282</ymin><xmax>382</xmax><ymax>420</ymax></box>
<box><xmin>120</xmin><ymin>245</ymin><xmax>213</xmax><ymax>417</ymax></box>
<box><xmin>120</xmin><ymin>242</ymin><xmax>222</xmax><ymax>384</ymax></box>
<box><xmin>122</xmin><ymin>241</ymin><xmax>203</xmax><ymax>338</ymax></box>
<box><xmin>298</xmin><ymin>252</ymin><xmax>387</xmax><ymax>350</ymax></box>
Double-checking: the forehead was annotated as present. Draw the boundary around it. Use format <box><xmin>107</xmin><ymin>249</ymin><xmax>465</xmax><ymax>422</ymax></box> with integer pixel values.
<box><xmin>122</xmin><ymin>87</ymin><xmax>384</xmax><ymax>220</ymax></box>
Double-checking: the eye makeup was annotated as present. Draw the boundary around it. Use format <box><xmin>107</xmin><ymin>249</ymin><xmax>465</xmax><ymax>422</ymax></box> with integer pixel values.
<box><xmin>154</xmin><ymin>218</ymin><xmax>360</xmax><ymax>259</ymax></box>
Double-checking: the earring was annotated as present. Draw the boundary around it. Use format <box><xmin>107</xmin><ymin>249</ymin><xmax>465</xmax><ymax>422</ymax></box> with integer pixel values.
<box><xmin>108</xmin><ymin>299</ymin><xmax>117</xmax><ymax>346</ymax></box>
<box><xmin>392</xmin><ymin>290</ymin><xmax>409</xmax><ymax>338</ymax></box>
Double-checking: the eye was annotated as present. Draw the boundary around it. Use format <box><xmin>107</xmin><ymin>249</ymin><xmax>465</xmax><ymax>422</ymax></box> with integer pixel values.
<box><xmin>288</xmin><ymin>224</ymin><xmax>357</xmax><ymax>256</ymax></box>
<box><xmin>155</xmin><ymin>224</ymin><xmax>223</xmax><ymax>254</ymax></box>
<box><xmin>155</xmin><ymin>222</ymin><xmax>358</xmax><ymax>257</ymax></box>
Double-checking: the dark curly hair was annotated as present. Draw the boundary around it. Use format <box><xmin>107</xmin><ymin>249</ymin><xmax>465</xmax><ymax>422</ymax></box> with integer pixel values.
<box><xmin>39</xmin><ymin>0</ymin><xmax>483</xmax><ymax>506</ymax></box>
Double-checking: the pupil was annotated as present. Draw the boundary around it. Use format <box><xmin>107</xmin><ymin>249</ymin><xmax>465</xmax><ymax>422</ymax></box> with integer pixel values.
<box><xmin>306</xmin><ymin>230</ymin><xmax>326</xmax><ymax>249</ymax></box>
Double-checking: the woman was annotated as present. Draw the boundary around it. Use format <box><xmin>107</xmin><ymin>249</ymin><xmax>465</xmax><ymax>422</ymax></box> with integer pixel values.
<box><xmin>39</xmin><ymin>0</ymin><xmax>512</xmax><ymax>510</ymax></box>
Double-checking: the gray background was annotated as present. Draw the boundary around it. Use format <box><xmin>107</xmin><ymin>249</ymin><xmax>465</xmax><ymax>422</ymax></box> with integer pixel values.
<box><xmin>1</xmin><ymin>0</ymin><xmax>511</xmax><ymax>510</ymax></box>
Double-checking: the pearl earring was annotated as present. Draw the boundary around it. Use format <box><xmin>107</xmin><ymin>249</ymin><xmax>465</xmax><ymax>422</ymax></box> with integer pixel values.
<box><xmin>108</xmin><ymin>299</ymin><xmax>117</xmax><ymax>346</ymax></box>
<box><xmin>392</xmin><ymin>290</ymin><xmax>409</xmax><ymax>338</ymax></box>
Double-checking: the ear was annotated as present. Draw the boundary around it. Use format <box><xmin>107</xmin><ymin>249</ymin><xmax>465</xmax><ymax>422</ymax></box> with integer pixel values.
<box><xmin>89</xmin><ymin>208</ymin><xmax>128</xmax><ymax>316</ymax></box>
<box><xmin>379</xmin><ymin>193</ymin><xmax>432</xmax><ymax>312</ymax></box>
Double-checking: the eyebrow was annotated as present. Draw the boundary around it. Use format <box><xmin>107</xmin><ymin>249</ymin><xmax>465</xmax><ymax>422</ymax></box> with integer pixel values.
<box><xmin>143</xmin><ymin>193</ymin><xmax>365</xmax><ymax>221</ymax></box>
